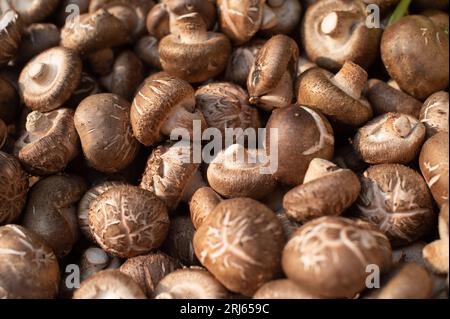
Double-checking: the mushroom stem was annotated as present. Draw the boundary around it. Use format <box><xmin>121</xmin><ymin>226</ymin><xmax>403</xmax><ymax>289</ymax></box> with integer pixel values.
<box><xmin>25</xmin><ymin>111</ymin><xmax>52</xmax><ymax>134</ymax></box>
<box><xmin>176</xmin><ymin>13</ymin><xmax>208</xmax><ymax>44</ymax></box>
<box><xmin>332</xmin><ymin>61</ymin><xmax>368</xmax><ymax>100</ymax></box>
<box><xmin>390</xmin><ymin>115</ymin><xmax>413</xmax><ymax>138</ymax></box>
<box><xmin>320</xmin><ymin>11</ymin><xmax>359</xmax><ymax>38</ymax></box>
<box><xmin>303</xmin><ymin>158</ymin><xmax>340</xmax><ymax>184</ymax></box>
<box><xmin>261</xmin><ymin>4</ymin><xmax>278</xmax><ymax>30</ymax></box>
<box><xmin>28</xmin><ymin>62</ymin><xmax>48</xmax><ymax>81</ymax></box>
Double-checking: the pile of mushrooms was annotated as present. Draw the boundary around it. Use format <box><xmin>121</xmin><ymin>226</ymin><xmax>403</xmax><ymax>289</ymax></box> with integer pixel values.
<box><xmin>0</xmin><ymin>0</ymin><xmax>448</xmax><ymax>300</ymax></box>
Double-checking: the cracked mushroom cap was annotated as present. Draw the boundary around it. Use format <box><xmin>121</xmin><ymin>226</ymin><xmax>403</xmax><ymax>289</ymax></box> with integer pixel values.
<box><xmin>89</xmin><ymin>185</ymin><xmax>170</xmax><ymax>258</ymax></box>
<box><xmin>282</xmin><ymin>216</ymin><xmax>392</xmax><ymax>298</ymax></box>
<box><xmin>146</xmin><ymin>3</ymin><xmax>170</xmax><ymax>39</ymax></box>
<box><xmin>381</xmin><ymin>15</ymin><xmax>449</xmax><ymax>100</ymax></box>
<box><xmin>0</xmin><ymin>151</ymin><xmax>28</xmax><ymax>224</ymax></box>
<box><xmin>419</xmin><ymin>132</ymin><xmax>449</xmax><ymax>207</ymax></box>
<box><xmin>265</xmin><ymin>105</ymin><xmax>334</xmax><ymax>186</ymax></box>
<box><xmin>247</xmin><ymin>34</ymin><xmax>299</xmax><ymax>111</ymax></box>
<box><xmin>193</xmin><ymin>197</ymin><xmax>285</xmax><ymax>296</ymax></box>
<box><xmin>283</xmin><ymin>158</ymin><xmax>361</xmax><ymax>223</ymax></box>
<box><xmin>260</xmin><ymin>0</ymin><xmax>302</xmax><ymax>36</ymax></box>
<box><xmin>18</xmin><ymin>47</ymin><xmax>82</xmax><ymax>112</ymax></box>
<box><xmin>155</xmin><ymin>267</ymin><xmax>229</xmax><ymax>299</ymax></box>
<box><xmin>22</xmin><ymin>174</ymin><xmax>86</xmax><ymax>258</ymax></box>
<box><xmin>297</xmin><ymin>61</ymin><xmax>373</xmax><ymax>127</ymax></box>
<box><xmin>159</xmin><ymin>12</ymin><xmax>231</xmax><ymax>83</ymax></box>
<box><xmin>0</xmin><ymin>0</ymin><xmax>59</xmax><ymax>25</ymax></box>
<box><xmin>74</xmin><ymin>93</ymin><xmax>140</xmax><ymax>173</ymax></box>
<box><xmin>0</xmin><ymin>10</ymin><xmax>22</xmax><ymax>66</ymax></box>
<box><xmin>354</xmin><ymin>113</ymin><xmax>426</xmax><ymax>165</ymax></box>
<box><xmin>189</xmin><ymin>186</ymin><xmax>222</xmax><ymax>229</ymax></box>
<box><xmin>14</xmin><ymin>108</ymin><xmax>80</xmax><ymax>175</ymax></box>
<box><xmin>0</xmin><ymin>224</ymin><xmax>60</xmax><ymax>299</ymax></box>
<box><xmin>301</xmin><ymin>0</ymin><xmax>382</xmax><ymax>71</ymax></box>
<box><xmin>355</xmin><ymin>164</ymin><xmax>435</xmax><ymax>246</ymax></box>
<box><xmin>253</xmin><ymin>279</ymin><xmax>320</xmax><ymax>299</ymax></box>
<box><xmin>419</xmin><ymin>91</ymin><xmax>449</xmax><ymax>138</ymax></box>
<box><xmin>73</xmin><ymin>269</ymin><xmax>146</xmax><ymax>299</ymax></box>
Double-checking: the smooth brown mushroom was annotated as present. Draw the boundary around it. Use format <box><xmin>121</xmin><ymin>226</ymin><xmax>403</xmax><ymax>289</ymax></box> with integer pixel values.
<box><xmin>146</xmin><ymin>3</ymin><xmax>170</xmax><ymax>39</ymax></box>
<box><xmin>0</xmin><ymin>10</ymin><xmax>22</xmax><ymax>66</ymax></box>
<box><xmin>0</xmin><ymin>0</ymin><xmax>59</xmax><ymax>25</ymax></box>
<box><xmin>260</xmin><ymin>0</ymin><xmax>302</xmax><ymax>36</ymax></box>
<box><xmin>419</xmin><ymin>91</ymin><xmax>449</xmax><ymax>138</ymax></box>
<box><xmin>88</xmin><ymin>48</ymin><xmax>114</xmax><ymax>76</ymax></box>
<box><xmin>134</xmin><ymin>35</ymin><xmax>162</xmax><ymax>69</ymax></box>
<box><xmin>189</xmin><ymin>186</ymin><xmax>222</xmax><ymax>229</ymax></box>
<box><xmin>253</xmin><ymin>279</ymin><xmax>320</xmax><ymax>299</ymax></box>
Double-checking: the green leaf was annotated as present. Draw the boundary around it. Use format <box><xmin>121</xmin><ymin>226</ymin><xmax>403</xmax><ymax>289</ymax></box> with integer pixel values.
<box><xmin>388</xmin><ymin>0</ymin><xmax>412</xmax><ymax>26</ymax></box>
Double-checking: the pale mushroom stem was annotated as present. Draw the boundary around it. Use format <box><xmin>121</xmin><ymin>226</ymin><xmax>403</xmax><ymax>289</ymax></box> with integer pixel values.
<box><xmin>261</xmin><ymin>4</ymin><xmax>278</xmax><ymax>30</ymax></box>
<box><xmin>25</xmin><ymin>111</ymin><xmax>52</xmax><ymax>134</ymax></box>
<box><xmin>303</xmin><ymin>158</ymin><xmax>340</xmax><ymax>184</ymax></box>
<box><xmin>391</xmin><ymin>115</ymin><xmax>413</xmax><ymax>138</ymax></box>
<box><xmin>28</xmin><ymin>62</ymin><xmax>48</xmax><ymax>82</ymax></box>
<box><xmin>176</xmin><ymin>12</ymin><xmax>208</xmax><ymax>44</ymax></box>
<box><xmin>320</xmin><ymin>11</ymin><xmax>359</xmax><ymax>38</ymax></box>
<box><xmin>332</xmin><ymin>61</ymin><xmax>368</xmax><ymax>99</ymax></box>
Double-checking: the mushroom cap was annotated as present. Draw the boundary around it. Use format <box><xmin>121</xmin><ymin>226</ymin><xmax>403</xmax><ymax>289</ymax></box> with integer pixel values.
<box><xmin>282</xmin><ymin>216</ymin><xmax>392</xmax><ymax>298</ymax></box>
<box><xmin>0</xmin><ymin>0</ymin><xmax>59</xmax><ymax>25</ymax></box>
<box><xmin>73</xmin><ymin>269</ymin><xmax>146</xmax><ymax>299</ymax></box>
<box><xmin>154</xmin><ymin>267</ymin><xmax>229</xmax><ymax>299</ymax></box>
<box><xmin>134</xmin><ymin>35</ymin><xmax>162</xmax><ymax>69</ymax></box>
<box><xmin>0</xmin><ymin>75</ymin><xmax>20</xmax><ymax>124</ymax></box>
<box><xmin>18</xmin><ymin>47</ymin><xmax>82</xmax><ymax>112</ymax></box>
<box><xmin>74</xmin><ymin>93</ymin><xmax>140</xmax><ymax>173</ymax></box>
<box><xmin>283</xmin><ymin>158</ymin><xmax>361</xmax><ymax>223</ymax></box>
<box><xmin>89</xmin><ymin>185</ymin><xmax>170</xmax><ymax>258</ymax></box>
<box><xmin>261</xmin><ymin>0</ymin><xmax>302</xmax><ymax>36</ymax></box>
<box><xmin>419</xmin><ymin>132</ymin><xmax>449</xmax><ymax>207</ymax></box>
<box><xmin>0</xmin><ymin>10</ymin><xmax>22</xmax><ymax>66</ymax></box>
<box><xmin>65</xmin><ymin>72</ymin><xmax>101</xmax><ymax>108</ymax></box>
<box><xmin>419</xmin><ymin>91</ymin><xmax>449</xmax><ymax>138</ymax></box>
<box><xmin>0</xmin><ymin>151</ymin><xmax>28</xmax><ymax>224</ymax></box>
<box><xmin>146</xmin><ymin>3</ymin><xmax>170</xmax><ymax>39</ymax></box>
<box><xmin>14</xmin><ymin>108</ymin><xmax>80</xmax><ymax>175</ymax></box>
<box><xmin>189</xmin><ymin>186</ymin><xmax>222</xmax><ymax>229</ymax></box>
<box><xmin>355</xmin><ymin>164</ymin><xmax>435</xmax><ymax>246</ymax></box>
<box><xmin>22</xmin><ymin>174</ymin><xmax>87</xmax><ymax>258</ymax></box>
<box><xmin>354</xmin><ymin>113</ymin><xmax>426</xmax><ymax>165</ymax></box>
<box><xmin>0</xmin><ymin>224</ymin><xmax>60</xmax><ymax>299</ymax></box>
<box><xmin>253</xmin><ymin>279</ymin><xmax>320</xmax><ymax>299</ymax></box>
<box><xmin>119</xmin><ymin>252</ymin><xmax>181</xmax><ymax>298</ymax></box>
<box><xmin>265</xmin><ymin>105</ymin><xmax>334</xmax><ymax>186</ymax></box>
<box><xmin>381</xmin><ymin>15</ymin><xmax>449</xmax><ymax>100</ymax></box>
<box><xmin>193</xmin><ymin>197</ymin><xmax>285</xmax><ymax>296</ymax></box>
<box><xmin>164</xmin><ymin>0</ymin><xmax>217</xmax><ymax>32</ymax></box>
<box><xmin>88</xmin><ymin>48</ymin><xmax>115</xmax><ymax>76</ymax></box>
<box><xmin>275</xmin><ymin>209</ymin><xmax>299</xmax><ymax>239</ymax></box>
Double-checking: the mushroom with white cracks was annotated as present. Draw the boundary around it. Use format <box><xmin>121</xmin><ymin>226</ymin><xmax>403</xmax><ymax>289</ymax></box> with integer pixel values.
<box><xmin>0</xmin><ymin>151</ymin><xmax>28</xmax><ymax>225</ymax></box>
<box><xmin>154</xmin><ymin>267</ymin><xmax>229</xmax><ymax>299</ymax></box>
<box><xmin>353</xmin><ymin>113</ymin><xmax>426</xmax><ymax>165</ymax></box>
<box><xmin>0</xmin><ymin>224</ymin><xmax>60</xmax><ymax>299</ymax></box>
<box><xmin>247</xmin><ymin>35</ymin><xmax>299</xmax><ymax>111</ymax></box>
<box><xmin>0</xmin><ymin>0</ymin><xmax>60</xmax><ymax>25</ymax></box>
<box><xmin>73</xmin><ymin>269</ymin><xmax>146</xmax><ymax>299</ymax></box>
<box><xmin>419</xmin><ymin>132</ymin><xmax>449</xmax><ymax>207</ymax></box>
<box><xmin>0</xmin><ymin>10</ymin><xmax>22</xmax><ymax>66</ymax></box>
<box><xmin>354</xmin><ymin>164</ymin><xmax>435</xmax><ymax>247</ymax></box>
<box><xmin>18</xmin><ymin>47</ymin><xmax>82</xmax><ymax>112</ymax></box>
<box><xmin>134</xmin><ymin>36</ymin><xmax>162</xmax><ymax>69</ymax></box>
<box><xmin>159</xmin><ymin>12</ymin><xmax>231</xmax><ymax>83</ymax></box>
<box><xmin>282</xmin><ymin>216</ymin><xmax>392</xmax><ymax>299</ymax></box>
<box><xmin>14</xmin><ymin>108</ymin><xmax>80</xmax><ymax>175</ymax></box>
<box><xmin>283</xmin><ymin>158</ymin><xmax>361</xmax><ymax>223</ymax></box>
<box><xmin>193</xmin><ymin>198</ymin><xmax>285</xmax><ymax>296</ymax></box>
<box><xmin>253</xmin><ymin>279</ymin><xmax>321</xmax><ymax>299</ymax></box>
<box><xmin>297</xmin><ymin>61</ymin><xmax>373</xmax><ymax>128</ymax></box>
<box><xmin>190</xmin><ymin>187</ymin><xmax>222</xmax><ymax>229</ymax></box>
<box><xmin>419</xmin><ymin>91</ymin><xmax>449</xmax><ymax>138</ymax></box>
<box><xmin>146</xmin><ymin>3</ymin><xmax>170</xmax><ymax>40</ymax></box>
<box><xmin>80</xmin><ymin>247</ymin><xmax>122</xmax><ymax>281</ymax></box>
<box><xmin>88</xmin><ymin>185</ymin><xmax>170</xmax><ymax>258</ymax></box>
<box><xmin>260</xmin><ymin>0</ymin><xmax>302</xmax><ymax>36</ymax></box>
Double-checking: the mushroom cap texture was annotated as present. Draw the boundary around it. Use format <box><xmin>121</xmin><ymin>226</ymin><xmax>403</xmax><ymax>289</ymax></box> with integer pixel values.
<box><xmin>355</xmin><ymin>164</ymin><xmax>435</xmax><ymax>246</ymax></box>
<box><xmin>18</xmin><ymin>47</ymin><xmax>82</xmax><ymax>112</ymax></box>
<box><xmin>146</xmin><ymin>3</ymin><xmax>170</xmax><ymax>39</ymax></box>
<box><xmin>193</xmin><ymin>197</ymin><xmax>285</xmax><ymax>296</ymax></box>
<box><xmin>419</xmin><ymin>132</ymin><xmax>449</xmax><ymax>207</ymax></box>
<box><xmin>0</xmin><ymin>151</ymin><xmax>28</xmax><ymax>225</ymax></box>
<box><xmin>381</xmin><ymin>15</ymin><xmax>449</xmax><ymax>100</ymax></box>
<box><xmin>419</xmin><ymin>91</ymin><xmax>449</xmax><ymax>138</ymax></box>
<box><xmin>190</xmin><ymin>186</ymin><xmax>222</xmax><ymax>229</ymax></box>
<box><xmin>0</xmin><ymin>10</ymin><xmax>22</xmax><ymax>66</ymax></box>
<box><xmin>253</xmin><ymin>279</ymin><xmax>321</xmax><ymax>299</ymax></box>
<box><xmin>282</xmin><ymin>216</ymin><xmax>392</xmax><ymax>298</ymax></box>
<box><xmin>73</xmin><ymin>269</ymin><xmax>146</xmax><ymax>299</ymax></box>
<box><xmin>74</xmin><ymin>93</ymin><xmax>140</xmax><ymax>173</ymax></box>
<box><xmin>0</xmin><ymin>224</ymin><xmax>60</xmax><ymax>299</ymax></box>
<box><xmin>1</xmin><ymin>0</ymin><xmax>60</xmax><ymax>25</ymax></box>
<box><xmin>89</xmin><ymin>185</ymin><xmax>170</xmax><ymax>258</ymax></box>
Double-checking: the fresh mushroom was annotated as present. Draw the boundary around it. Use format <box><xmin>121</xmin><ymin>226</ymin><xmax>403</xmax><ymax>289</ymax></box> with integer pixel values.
<box><xmin>419</xmin><ymin>91</ymin><xmax>449</xmax><ymax>138</ymax></box>
<box><xmin>260</xmin><ymin>0</ymin><xmax>302</xmax><ymax>36</ymax></box>
<box><xmin>189</xmin><ymin>186</ymin><xmax>222</xmax><ymax>229</ymax></box>
<box><xmin>0</xmin><ymin>10</ymin><xmax>22</xmax><ymax>66</ymax></box>
<box><xmin>134</xmin><ymin>35</ymin><xmax>162</xmax><ymax>69</ymax></box>
<box><xmin>80</xmin><ymin>246</ymin><xmax>122</xmax><ymax>281</ymax></box>
<box><xmin>88</xmin><ymin>48</ymin><xmax>114</xmax><ymax>76</ymax></box>
<box><xmin>146</xmin><ymin>3</ymin><xmax>170</xmax><ymax>40</ymax></box>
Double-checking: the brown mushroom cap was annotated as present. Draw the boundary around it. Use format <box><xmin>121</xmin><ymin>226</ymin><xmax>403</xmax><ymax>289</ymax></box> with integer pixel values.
<box><xmin>134</xmin><ymin>35</ymin><xmax>162</xmax><ymax>69</ymax></box>
<box><xmin>88</xmin><ymin>48</ymin><xmax>114</xmax><ymax>76</ymax></box>
<box><xmin>193</xmin><ymin>197</ymin><xmax>285</xmax><ymax>296</ymax></box>
<box><xmin>275</xmin><ymin>209</ymin><xmax>299</xmax><ymax>239</ymax></box>
<box><xmin>0</xmin><ymin>10</ymin><xmax>22</xmax><ymax>66</ymax></box>
<box><xmin>354</xmin><ymin>113</ymin><xmax>426</xmax><ymax>165</ymax></box>
<box><xmin>422</xmin><ymin>9</ymin><xmax>449</xmax><ymax>32</ymax></box>
<box><xmin>89</xmin><ymin>185</ymin><xmax>170</xmax><ymax>258</ymax></box>
<box><xmin>73</xmin><ymin>269</ymin><xmax>146</xmax><ymax>299</ymax></box>
<box><xmin>297</xmin><ymin>62</ymin><xmax>373</xmax><ymax>127</ymax></box>
<box><xmin>301</xmin><ymin>0</ymin><xmax>381</xmax><ymax>71</ymax></box>
<box><xmin>0</xmin><ymin>0</ymin><xmax>59</xmax><ymax>25</ymax></box>
<box><xmin>419</xmin><ymin>132</ymin><xmax>449</xmax><ymax>207</ymax></box>
<box><xmin>14</xmin><ymin>108</ymin><xmax>80</xmax><ymax>175</ymax></box>
<box><xmin>22</xmin><ymin>174</ymin><xmax>86</xmax><ymax>258</ymax></box>
<box><xmin>283</xmin><ymin>158</ymin><xmax>361</xmax><ymax>223</ymax></box>
<box><xmin>0</xmin><ymin>224</ymin><xmax>60</xmax><ymax>299</ymax></box>
<box><xmin>260</xmin><ymin>0</ymin><xmax>302</xmax><ymax>36</ymax></box>
<box><xmin>146</xmin><ymin>3</ymin><xmax>170</xmax><ymax>39</ymax></box>
<box><xmin>154</xmin><ymin>267</ymin><xmax>229</xmax><ymax>299</ymax></box>
<box><xmin>282</xmin><ymin>216</ymin><xmax>392</xmax><ymax>298</ymax></box>
<box><xmin>0</xmin><ymin>75</ymin><xmax>20</xmax><ymax>124</ymax></box>
<box><xmin>164</xmin><ymin>0</ymin><xmax>217</xmax><ymax>34</ymax></box>
<box><xmin>355</xmin><ymin>164</ymin><xmax>435</xmax><ymax>246</ymax></box>
<box><xmin>190</xmin><ymin>186</ymin><xmax>222</xmax><ymax>229</ymax></box>
<box><xmin>419</xmin><ymin>91</ymin><xmax>449</xmax><ymax>138</ymax></box>
<box><xmin>0</xmin><ymin>151</ymin><xmax>28</xmax><ymax>224</ymax></box>
<box><xmin>18</xmin><ymin>47</ymin><xmax>82</xmax><ymax>112</ymax></box>
<box><xmin>253</xmin><ymin>279</ymin><xmax>320</xmax><ymax>299</ymax></box>
<box><xmin>74</xmin><ymin>93</ymin><xmax>140</xmax><ymax>173</ymax></box>
<box><xmin>265</xmin><ymin>105</ymin><xmax>334</xmax><ymax>186</ymax></box>
<box><xmin>120</xmin><ymin>252</ymin><xmax>181</xmax><ymax>298</ymax></box>
<box><xmin>381</xmin><ymin>15</ymin><xmax>449</xmax><ymax>100</ymax></box>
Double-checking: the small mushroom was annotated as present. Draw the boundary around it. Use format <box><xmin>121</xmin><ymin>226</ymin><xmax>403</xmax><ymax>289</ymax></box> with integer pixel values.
<box><xmin>18</xmin><ymin>47</ymin><xmax>82</xmax><ymax>112</ymax></box>
<box><xmin>88</xmin><ymin>48</ymin><xmax>115</xmax><ymax>76</ymax></box>
<box><xmin>419</xmin><ymin>91</ymin><xmax>449</xmax><ymax>138</ymax></box>
<box><xmin>80</xmin><ymin>246</ymin><xmax>122</xmax><ymax>281</ymax></box>
<box><xmin>282</xmin><ymin>216</ymin><xmax>392</xmax><ymax>298</ymax></box>
<box><xmin>0</xmin><ymin>75</ymin><xmax>20</xmax><ymax>124</ymax></box>
<box><xmin>283</xmin><ymin>158</ymin><xmax>361</xmax><ymax>223</ymax></box>
<box><xmin>0</xmin><ymin>10</ymin><xmax>22</xmax><ymax>66</ymax></box>
<box><xmin>89</xmin><ymin>185</ymin><xmax>170</xmax><ymax>258</ymax></box>
<box><xmin>134</xmin><ymin>35</ymin><xmax>162</xmax><ymax>69</ymax></box>
<box><xmin>0</xmin><ymin>224</ymin><xmax>60</xmax><ymax>299</ymax></box>
<box><xmin>146</xmin><ymin>3</ymin><xmax>170</xmax><ymax>40</ymax></box>
<box><xmin>0</xmin><ymin>0</ymin><xmax>59</xmax><ymax>25</ymax></box>
<box><xmin>74</xmin><ymin>93</ymin><xmax>140</xmax><ymax>173</ymax></box>
<box><xmin>260</xmin><ymin>0</ymin><xmax>302</xmax><ymax>36</ymax></box>
<box><xmin>14</xmin><ymin>109</ymin><xmax>80</xmax><ymax>175</ymax></box>
<box><xmin>253</xmin><ymin>279</ymin><xmax>320</xmax><ymax>299</ymax></box>
<box><xmin>353</xmin><ymin>113</ymin><xmax>426</xmax><ymax>164</ymax></box>
<box><xmin>189</xmin><ymin>186</ymin><xmax>222</xmax><ymax>229</ymax></box>
<box><xmin>355</xmin><ymin>164</ymin><xmax>435</xmax><ymax>246</ymax></box>
<box><xmin>154</xmin><ymin>267</ymin><xmax>229</xmax><ymax>299</ymax></box>
<box><xmin>0</xmin><ymin>151</ymin><xmax>28</xmax><ymax>225</ymax></box>
<box><xmin>159</xmin><ymin>12</ymin><xmax>231</xmax><ymax>83</ymax></box>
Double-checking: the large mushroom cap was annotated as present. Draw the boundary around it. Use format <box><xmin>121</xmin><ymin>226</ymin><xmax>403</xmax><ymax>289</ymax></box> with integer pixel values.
<box><xmin>419</xmin><ymin>91</ymin><xmax>449</xmax><ymax>138</ymax></box>
<box><xmin>0</xmin><ymin>10</ymin><xmax>22</xmax><ymax>66</ymax></box>
<box><xmin>0</xmin><ymin>0</ymin><xmax>59</xmax><ymax>25</ymax></box>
